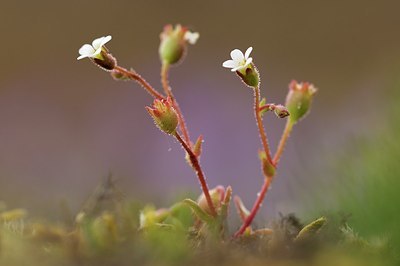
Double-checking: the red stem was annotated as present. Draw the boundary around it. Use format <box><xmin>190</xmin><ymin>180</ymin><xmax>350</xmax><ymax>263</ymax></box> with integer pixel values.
<box><xmin>161</xmin><ymin>64</ymin><xmax>192</xmax><ymax>148</ymax></box>
<box><xmin>113</xmin><ymin>65</ymin><xmax>165</xmax><ymax>100</ymax></box>
<box><xmin>175</xmin><ymin>132</ymin><xmax>216</xmax><ymax>217</ymax></box>
<box><xmin>234</xmin><ymin>89</ymin><xmax>293</xmax><ymax>237</ymax></box>
<box><xmin>254</xmin><ymin>87</ymin><xmax>273</xmax><ymax>164</ymax></box>
<box><xmin>259</xmin><ymin>104</ymin><xmax>273</xmax><ymax>113</ymax></box>
<box><xmin>234</xmin><ymin>177</ymin><xmax>272</xmax><ymax>237</ymax></box>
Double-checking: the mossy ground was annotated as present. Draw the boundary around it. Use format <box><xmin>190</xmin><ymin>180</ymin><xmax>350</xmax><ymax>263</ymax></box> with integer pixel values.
<box><xmin>0</xmin><ymin>183</ymin><xmax>395</xmax><ymax>266</ymax></box>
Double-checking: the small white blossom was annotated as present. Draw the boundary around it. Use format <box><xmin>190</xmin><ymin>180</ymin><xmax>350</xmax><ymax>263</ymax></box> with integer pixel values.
<box><xmin>222</xmin><ymin>47</ymin><xmax>253</xmax><ymax>72</ymax></box>
<box><xmin>77</xmin><ymin>35</ymin><xmax>112</xmax><ymax>60</ymax></box>
<box><xmin>184</xmin><ymin>31</ymin><xmax>200</xmax><ymax>45</ymax></box>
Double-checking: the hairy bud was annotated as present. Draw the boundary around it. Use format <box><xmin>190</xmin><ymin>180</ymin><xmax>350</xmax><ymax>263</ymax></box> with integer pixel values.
<box><xmin>285</xmin><ymin>80</ymin><xmax>317</xmax><ymax>124</ymax></box>
<box><xmin>146</xmin><ymin>97</ymin><xmax>178</xmax><ymax>135</ymax></box>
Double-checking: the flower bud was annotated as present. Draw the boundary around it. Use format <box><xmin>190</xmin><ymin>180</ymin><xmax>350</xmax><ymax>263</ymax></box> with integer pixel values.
<box><xmin>285</xmin><ymin>80</ymin><xmax>317</xmax><ymax>124</ymax></box>
<box><xmin>146</xmin><ymin>97</ymin><xmax>178</xmax><ymax>135</ymax></box>
<box><xmin>236</xmin><ymin>64</ymin><xmax>260</xmax><ymax>88</ymax></box>
<box><xmin>273</xmin><ymin>104</ymin><xmax>290</xmax><ymax>118</ymax></box>
<box><xmin>258</xmin><ymin>150</ymin><xmax>276</xmax><ymax>177</ymax></box>
<box><xmin>92</xmin><ymin>49</ymin><xmax>117</xmax><ymax>71</ymax></box>
<box><xmin>197</xmin><ymin>185</ymin><xmax>225</xmax><ymax>216</ymax></box>
<box><xmin>77</xmin><ymin>35</ymin><xmax>116</xmax><ymax>71</ymax></box>
<box><xmin>159</xmin><ymin>24</ymin><xmax>199</xmax><ymax>65</ymax></box>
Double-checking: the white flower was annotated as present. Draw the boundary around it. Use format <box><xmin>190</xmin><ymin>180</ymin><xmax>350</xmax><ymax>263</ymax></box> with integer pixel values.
<box><xmin>222</xmin><ymin>47</ymin><xmax>253</xmax><ymax>72</ymax></box>
<box><xmin>77</xmin><ymin>35</ymin><xmax>112</xmax><ymax>60</ymax></box>
<box><xmin>184</xmin><ymin>31</ymin><xmax>200</xmax><ymax>45</ymax></box>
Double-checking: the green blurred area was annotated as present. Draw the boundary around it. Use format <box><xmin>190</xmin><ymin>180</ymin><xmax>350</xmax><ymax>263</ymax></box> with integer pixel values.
<box><xmin>308</xmin><ymin>74</ymin><xmax>400</xmax><ymax>255</ymax></box>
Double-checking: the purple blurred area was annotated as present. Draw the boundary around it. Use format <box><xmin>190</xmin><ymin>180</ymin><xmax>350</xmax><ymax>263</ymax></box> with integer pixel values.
<box><xmin>0</xmin><ymin>1</ymin><xmax>399</xmax><ymax>222</ymax></box>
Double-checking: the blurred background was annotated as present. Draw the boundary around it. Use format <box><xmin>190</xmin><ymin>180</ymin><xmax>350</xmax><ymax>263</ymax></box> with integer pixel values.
<box><xmin>0</xmin><ymin>0</ymin><xmax>399</xmax><ymax>243</ymax></box>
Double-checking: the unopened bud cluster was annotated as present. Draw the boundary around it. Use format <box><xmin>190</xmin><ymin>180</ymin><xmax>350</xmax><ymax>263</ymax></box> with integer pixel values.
<box><xmin>146</xmin><ymin>97</ymin><xmax>178</xmax><ymax>135</ymax></box>
<box><xmin>285</xmin><ymin>80</ymin><xmax>318</xmax><ymax>124</ymax></box>
<box><xmin>197</xmin><ymin>185</ymin><xmax>225</xmax><ymax>216</ymax></box>
<box><xmin>159</xmin><ymin>24</ymin><xmax>199</xmax><ymax>65</ymax></box>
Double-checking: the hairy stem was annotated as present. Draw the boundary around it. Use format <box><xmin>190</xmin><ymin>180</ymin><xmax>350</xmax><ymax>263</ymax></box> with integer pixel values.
<box><xmin>234</xmin><ymin>89</ymin><xmax>294</xmax><ymax>237</ymax></box>
<box><xmin>174</xmin><ymin>132</ymin><xmax>216</xmax><ymax>217</ymax></box>
<box><xmin>113</xmin><ymin>65</ymin><xmax>165</xmax><ymax>100</ymax></box>
<box><xmin>161</xmin><ymin>63</ymin><xmax>192</xmax><ymax>147</ymax></box>
<box><xmin>254</xmin><ymin>87</ymin><xmax>273</xmax><ymax>164</ymax></box>
<box><xmin>234</xmin><ymin>176</ymin><xmax>272</xmax><ymax>237</ymax></box>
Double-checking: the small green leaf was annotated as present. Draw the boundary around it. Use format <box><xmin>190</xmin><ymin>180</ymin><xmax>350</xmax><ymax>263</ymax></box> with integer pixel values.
<box><xmin>259</xmin><ymin>98</ymin><xmax>268</xmax><ymax>116</ymax></box>
<box><xmin>294</xmin><ymin>216</ymin><xmax>327</xmax><ymax>242</ymax></box>
<box><xmin>182</xmin><ymin>199</ymin><xmax>213</xmax><ymax>224</ymax></box>
<box><xmin>219</xmin><ymin>186</ymin><xmax>232</xmax><ymax>220</ymax></box>
<box><xmin>193</xmin><ymin>135</ymin><xmax>203</xmax><ymax>157</ymax></box>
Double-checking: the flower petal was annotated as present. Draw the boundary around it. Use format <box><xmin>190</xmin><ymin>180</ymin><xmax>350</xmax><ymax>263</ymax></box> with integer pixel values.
<box><xmin>231</xmin><ymin>65</ymin><xmax>244</xmax><ymax>72</ymax></box>
<box><xmin>100</xmin><ymin>35</ymin><xmax>112</xmax><ymax>46</ymax></box>
<box><xmin>244</xmin><ymin>57</ymin><xmax>253</xmax><ymax>68</ymax></box>
<box><xmin>92</xmin><ymin>47</ymin><xmax>103</xmax><ymax>59</ymax></box>
<box><xmin>92</xmin><ymin>37</ymin><xmax>105</xmax><ymax>50</ymax></box>
<box><xmin>244</xmin><ymin>47</ymin><xmax>253</xmax><ymax>59</ymax></box>
<box><xmin>184</xmin><ymin>31</ymin><xmax>199</xmax><ymax>45</ymax></box>
<box><xmin>230</xmin><ymin>49</ymin><xmax>244</xmax><ymax>61</ymax></box>
<box><xmin>77</xmin><ymin>54</ymin><xmax>90</xmax><ymax>60</ymax></box>
<box><xmin>78</xmin><ymin>44</ymin><xmax>95</xmax><ymax>59</ymax></box>
<box><xmin>222</xmin><ymin>60</ymin><xmax>237</xmax><ymax>68</ymax></box>
<box><xmin>92</xmin><ymin>35</ymin><xmax>112</xmax><ymax>50</ymax></box>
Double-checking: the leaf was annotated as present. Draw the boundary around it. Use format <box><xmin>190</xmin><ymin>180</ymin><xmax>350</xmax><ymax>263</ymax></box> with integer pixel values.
<box><xmin>182</xmin><ymin>199</ymin><xmax>214</xmax><ymax>224</ymax></box>
<box><xmin>219</xmin><ymin>186</ymin><xmax>232</xmax><ymax>220</ymax></box>
<box><xmin>294</xmin><ymin>216</ymin><xmax>327</xmax><ymax>242</ymax></box>
<box><xmin>234</xmin><ymin>195</ymin><xmax>250</xmax><ymax>222</ymax></box>
<box><xmin>193</xmin><ymin>135</ymin><xmax>203</xmax><ymax>157</ymax></box>
<box><xmin>259</xmin><ymin>98</ymin><xmax>268</xmax><ymax>116</ymax></box>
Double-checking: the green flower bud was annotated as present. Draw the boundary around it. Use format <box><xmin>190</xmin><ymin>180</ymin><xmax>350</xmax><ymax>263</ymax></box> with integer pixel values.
<box><xmin>236</xmin><ymin>64</ymin><xmax>260</xmax><ymax>88</ymax></box>
<box><xmin>159</xmin><ymin>24</ymin><xmax>199</xmax><ymax>65</ymax></box>
<box><xmin>146</xmin><ymin>97</ymin><xmax>179</xmax><ymax>135</ymax></box>
<box><xmin>197</xmin><ymin>185</ymin><xmax>225</xmax><ymax>216</ymax></box>
<box><xmin>285</xmin><ymin>80</ymin><xmax>317</xmax><ymax>124</ymax></box>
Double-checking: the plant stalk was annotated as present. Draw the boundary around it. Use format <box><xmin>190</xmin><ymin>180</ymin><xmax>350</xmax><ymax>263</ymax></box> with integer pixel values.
<box><xmin>273</xmin><ymin>119</ymin><xmax>293</xmax><ymax>165</ymax></box>
<box><xmin>161</xmin><ymin>63</ymin><xmax>192</xmax><ymax>148</ymax></box>
<box><xmin>113</xmin><ymin>65</ymin><xmax>165</xmax><ymax>100</ymax></box>
<box><xmin>234</xmin><ymin>176</ymin><xmax>272</xmax><ymax>237</ymax></box>
<box><xmin>254</xmin><ymin>87</ymin><xmax>273</xmax><ymax>164</ymax></box>
<box><xmin>174</xmin><ymin>132</ymin><xmax>217</xmax><ymax>217</ymax></box>
<box><xmin>234</xmin><ymin>90</ymin><xmax>294</xmax><ymax>237</ymax></box>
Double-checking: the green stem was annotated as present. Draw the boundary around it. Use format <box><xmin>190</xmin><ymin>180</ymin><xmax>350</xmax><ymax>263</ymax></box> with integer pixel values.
<box><xmin>273</xmin><ymin>119</ymin><xmax>293</xmax><ymax>165</ymax></box>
